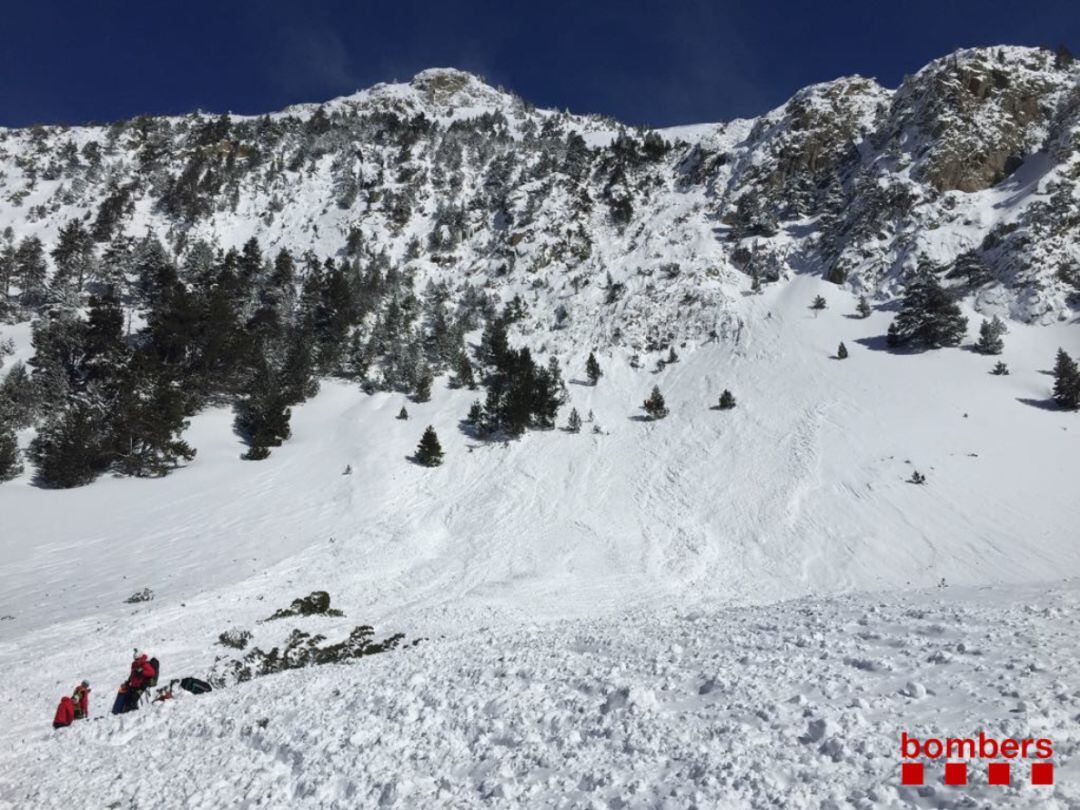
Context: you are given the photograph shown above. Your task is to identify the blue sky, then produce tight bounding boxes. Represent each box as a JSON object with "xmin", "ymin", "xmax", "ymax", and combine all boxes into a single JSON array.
[{"xmin": 2, "ymin": 0, "xmax": 1077, "ymax": 128}]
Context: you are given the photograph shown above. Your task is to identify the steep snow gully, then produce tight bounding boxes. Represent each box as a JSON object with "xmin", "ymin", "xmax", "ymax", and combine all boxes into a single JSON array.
[{"xmin": 2, "ymin": 275, "xmax": 1079, "ymax": 807}]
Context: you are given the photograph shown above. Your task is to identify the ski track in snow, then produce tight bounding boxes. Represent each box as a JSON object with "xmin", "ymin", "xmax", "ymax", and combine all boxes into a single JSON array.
[{"xmin": 1, "ymin": 278, "xmax": 1080, "ymax": 807}]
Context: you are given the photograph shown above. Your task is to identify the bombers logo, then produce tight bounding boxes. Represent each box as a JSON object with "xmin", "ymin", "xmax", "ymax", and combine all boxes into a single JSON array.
[{"xmin": 901, "ymin": 732, "xmax": 1054, "ymax": 786}]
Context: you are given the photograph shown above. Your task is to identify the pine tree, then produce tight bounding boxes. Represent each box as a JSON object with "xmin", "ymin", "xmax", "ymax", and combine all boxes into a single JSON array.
[
  {"xmin": 454, "ymin": 352, "xmax": 476, "ymax": 390},
  {"xmin": 109, "ymin": 357, "xmax": 196, "ymax": 477},
  {"xmin": 976, "ymin": 316, "xmax": 1007, "ymax": 355},
  {"xmin": 856, "ymin": 296, "xmax": 872, "ymax": 319},
  {"xmin": 909, "ymin": 470, "xmax": 926, "ymax": 485},
  {"xmin": 666, "ymin": 347, "xmax": 679, "ymax": 364},
  {"xmin": 397, "ymin": 406, "xmax": 409, "ymax": 420},
  {"xmin": 811, "ymin": 295, "xmax": 827, "ymax": 311},
  {"xmin": 413, "ymin": 365, "xmax": 433, "ymax": 403},
  {"xmin": 837, "ymin": 342, "xmax": 848, "ymax": 359},
  {"xmin": 234, "ymin": 365, "xmax": 292, "ymax": 460},
  {"xmin": 585, "ymin": 351, "xmax": 602, "ymax": 385},
  {"xmin": 414, "ymin": 425, "xmax": 444, "ymax": 467},
  {"xmin": 991, "ymin": 361, "xmax": 1009, "ymax": 376},
  {"xmin": 546, "ymin": 356, "xmax": 568, "ymax": 404},
  {"xmin": 481, "ymin": 387, "xmax": 502, "ymax": 435},
  {"xmin": 1052, "ymin": 348, "xmax": 1080, "ymax": 410},
  {"xmin": 50, "ymin": 219, "xmax": 96, "ymax": 301},
  {"xmin": 718, "ymin": 389, "xmax": 736, "ymax": 410},
  {"xmin": 886, "ymin": 273, "xmax": 968, "ymax": 349},
  {"xmin": 0, "ymin": 416, "xmax": 21, "ymax": 482},
  {"xmin": 467, "ymin": 399, "xmax": 483, "ymax": 427},
  {"xmin": 566, "ymin": 407, "xmax": 582, "ymax": 433},
  {"xmin": 14, "ymin": 236, "xmax": 48, "ymax": 311},
  {"xmin": 642, "ymin": 385, "xmax": 668, "ymax": 419},
  {"xmin": 28, "ymin": 401, "xmax": 111, "ymax": 488}
]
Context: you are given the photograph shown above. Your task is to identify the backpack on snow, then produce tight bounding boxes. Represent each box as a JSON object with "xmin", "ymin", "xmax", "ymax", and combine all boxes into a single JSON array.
[
  {"xmin": 179, "ymin": 677, "xmax": 212, "ymax": 695},
  {"xmin": 148, "ymin": 657, "xmax": 160, "ymax": 687}
]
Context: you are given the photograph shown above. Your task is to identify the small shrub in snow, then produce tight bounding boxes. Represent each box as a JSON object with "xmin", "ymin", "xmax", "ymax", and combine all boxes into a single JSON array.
[
  {"xmin": 856, "ymin": 296, "xmax": 872, "ymax": 319},
  {"xmin": 837, "ymin": 342, "xmax": 848, "ymax": 359},
  {"xmin": 811, "ymin": 295, "xmax": 827, "ymax": 311},
  {"xmin": 218, "ymin": 629, "xmax": 253, "ymax": 650},
  {"xmin": 642, "ymin": 386, "xmax": 669, "ymax": 420},
  {"xmin": 125, "ymin": 587, "xmax": 154, "ymax": 604},
  {"xmin": 718, "ymin": 390, "xmax": 736, "ymax": 410},
  {"xmin": 566, "ymin": 408, "xmax": 582, "ymax": 433},
  {"xmin": 908, "ymin": 471, "xmax": 926, "ymax": 485},
  {"xmin": 991, "ymin": 361, "xmax": 1009, "ymax": 376},
  {"xmin": 397, "ymin": 406, "xmax": 408, "ymax": 420},
  {"xmin": 265, "ymin": 591, "xmax": 344, "ymax": 621},
  {"xmin": 214, "ymin": 625, "xmax": 406, "ymax": 686}
]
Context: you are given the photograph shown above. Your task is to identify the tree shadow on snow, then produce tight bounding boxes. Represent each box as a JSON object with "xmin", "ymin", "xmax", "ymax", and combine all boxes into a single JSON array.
[
  {"xmin": 853, "ymin": 335, "xmax": 896, "ymax": 353},
  {"xmin": 627, "ymin": 414, "xmax": 653, "ymax": 422},
  {"xmin": 1016, "ymin": 397, "xmax": 1060, "ymax": 412}
]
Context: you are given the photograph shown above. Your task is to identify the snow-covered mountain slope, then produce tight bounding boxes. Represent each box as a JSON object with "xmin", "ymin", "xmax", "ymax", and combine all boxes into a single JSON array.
[
  {"xmin": 1, "ymin": 46, "xmax": 1078, "ymax": 352},
  {"xmin": 2, "ymin": 44, "xmax": 1080, "ymax": 809},
  {"xmin": 1, "ymin": 275, "xmax": 1079, "ymax": 806}
]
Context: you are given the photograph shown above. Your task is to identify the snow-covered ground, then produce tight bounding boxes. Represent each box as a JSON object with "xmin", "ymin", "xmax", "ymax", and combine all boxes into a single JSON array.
[{"xmin": 1, "ymin": 277, "xmax": 1079, "ymax": 808}]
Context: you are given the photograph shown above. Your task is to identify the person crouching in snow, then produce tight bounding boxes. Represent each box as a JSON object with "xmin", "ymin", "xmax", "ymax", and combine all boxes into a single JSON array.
[{"xmin": 72, "ymin": 680, "xmax": 91, "ymax": 720}]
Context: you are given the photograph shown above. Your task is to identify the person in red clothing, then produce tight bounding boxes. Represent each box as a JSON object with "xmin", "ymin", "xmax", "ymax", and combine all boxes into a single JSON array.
[
  {"xmin": 53, "ymin": 696, "xmax": 75, "ymax": 729},
  {"xmin": 124, "ymin": 651, "xmax": 157, "ymax": 711},
  {"xmin": 72, "ymin": 680, "xmax": 91, "ymax": 720},
  {"xmin": 129, "ymin": 653, "xmax": 155, "ymax": 690}
]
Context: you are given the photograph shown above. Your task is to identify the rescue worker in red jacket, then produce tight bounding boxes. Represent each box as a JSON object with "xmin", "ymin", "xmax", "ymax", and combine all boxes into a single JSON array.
[
  {"xmin": 125, "ymin": 652, "xmax": 156, "ymax": 710},
  {"xmin": 129, "ymin": 653, "xmax": 155, "ymax": 689},
  {"xmin": 72, "ymin": 680, "xmax": 91, "ymax": 720}
]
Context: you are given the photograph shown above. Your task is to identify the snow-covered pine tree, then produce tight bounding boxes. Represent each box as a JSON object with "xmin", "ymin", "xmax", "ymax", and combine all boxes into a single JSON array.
[
  {"xmin": 1052, "ymin": 348, "xmax": 1080, "ymax": 410},
  {"xmin": 811, "ymin": 295, "xmax": 827, "ymax": 311},
  {"xmin": 566, "ymin": 407, "xmax": 582, "ymax": 433},
  {"xmin": 718, "ymin": 389, "xmax": 736, "ymax": 410},
  {"xmin": 585, "ymin": 351, "xmax": 602, "ymax": 385},
  {"xmin": 837, "ymin": 342, "xmax": 848, "ymax": 359},
  {"xmin": 976, "ymin": 316, "xmax": 1007, "ymax": 355},
  {"xmin": 991, "ymin": 361, "xmax": 1009, "ymax": 376},
  {"xmin": 886, "ymin": 272, "xmax": 968, "ymax": 349},
  {"xmin": 856, "ymin": 296, "xmax": 872, "ymax": 319},
  {"xmin": 28, "ymin": 401, "xmax": 111, "ymax": 488},
  {"xmin": 414, "ymin": 425, "xmax": 444, "ymax": 467},
  {"xmin": 642, "ymin": 385, "xmax": 668, "ymax": 419},
  {"xmin": 14, "ymin": 236, "xmax": 48, "ymax": 312}
]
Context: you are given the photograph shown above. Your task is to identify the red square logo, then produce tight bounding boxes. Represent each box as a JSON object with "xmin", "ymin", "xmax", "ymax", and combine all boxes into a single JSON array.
[
  {"xmin": 944, "ymin": 762, "xmax": 967, "ymax": 786},
  {"xmin": 988, "ymin": 762, "xmax": 1011, "ymax": 785},
  {"xmin": 902, "ymin": 762, "xmax": 924, "ymax": 785},
  {"xmin": 1031, "ymin": 762, "xmax": 1054, "ymax": 785}
]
